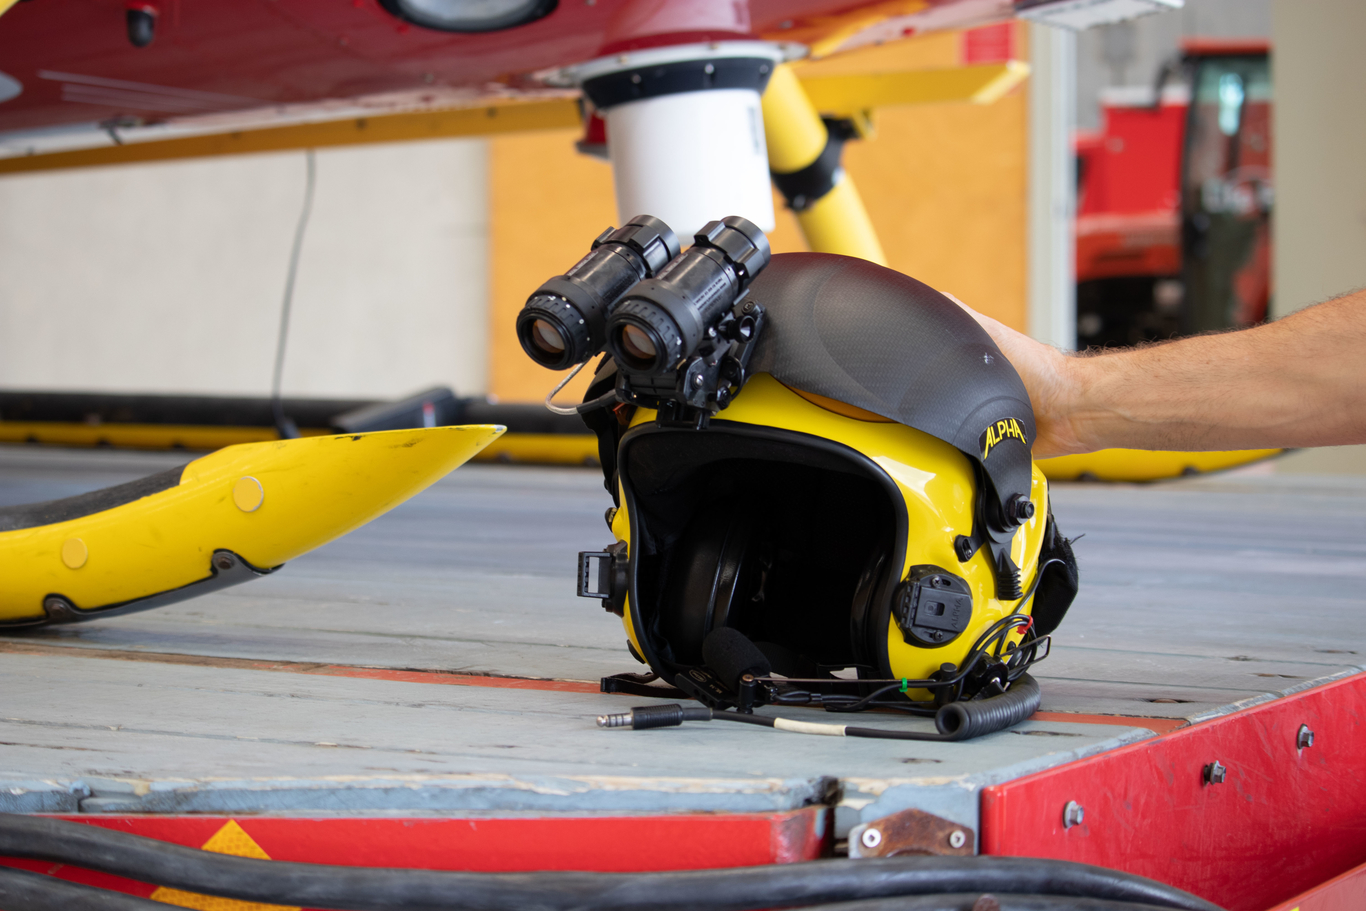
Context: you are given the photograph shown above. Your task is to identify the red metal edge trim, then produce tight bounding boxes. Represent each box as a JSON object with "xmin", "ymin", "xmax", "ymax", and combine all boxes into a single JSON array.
[
  {"xmin": 981, "ymin": 672, "xmax": 1366, "ymax": 911},
  {"xmin": 1029, "ymin": 712, "xmax": 1185, "ymax": 734}
]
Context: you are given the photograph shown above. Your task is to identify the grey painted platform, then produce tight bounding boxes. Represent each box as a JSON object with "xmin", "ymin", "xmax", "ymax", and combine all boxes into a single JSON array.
[{"xmin": 1, "ymin": 444, "xmax": 1363, "ymax": 836}]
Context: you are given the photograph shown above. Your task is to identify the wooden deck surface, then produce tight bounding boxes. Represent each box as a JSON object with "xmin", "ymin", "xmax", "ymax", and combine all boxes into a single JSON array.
[{"xmin": 1, "ymin": 444, "xmax": 1361, "ymax": 837}]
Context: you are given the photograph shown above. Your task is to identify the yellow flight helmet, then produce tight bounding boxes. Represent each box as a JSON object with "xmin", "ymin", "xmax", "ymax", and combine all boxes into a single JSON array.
[
  {"xmin": 520, "ymin": 219, "xmax": 1078, "ymax": 738},
  {"xmin": 580, "ymin": 252, "xmax": 1079, "ymax": 722}
]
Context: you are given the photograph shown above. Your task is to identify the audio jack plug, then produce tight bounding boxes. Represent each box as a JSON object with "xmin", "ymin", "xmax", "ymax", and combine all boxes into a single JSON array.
[{"xmin": 597, "ymin": 704, "xmax": 714, "ymax": 730}]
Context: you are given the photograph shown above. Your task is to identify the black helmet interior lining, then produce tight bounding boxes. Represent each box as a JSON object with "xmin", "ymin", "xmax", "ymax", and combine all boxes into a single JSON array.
[{"xmin": 618, "ymin": 422, "xmax": 907, "ymax": 683}]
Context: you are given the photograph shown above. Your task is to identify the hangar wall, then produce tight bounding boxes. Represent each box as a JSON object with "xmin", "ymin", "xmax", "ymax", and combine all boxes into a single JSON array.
[
  {"xmin": 0, "ymin": 139, "xmax": 490, "ymax": 400},
  {"xmin": 1267, "ymin": 0, "xmax": 1366, "ymax": 474},
  {"xmin": 1271, "ymin": 0, "xmax": 1366, "ymax": 317}
]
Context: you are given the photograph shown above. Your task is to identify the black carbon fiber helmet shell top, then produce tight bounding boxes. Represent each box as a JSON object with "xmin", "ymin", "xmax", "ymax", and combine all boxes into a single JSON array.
[{"xmin": 744, "ymin": 253, "xmax": 1037, "ymax": 509}]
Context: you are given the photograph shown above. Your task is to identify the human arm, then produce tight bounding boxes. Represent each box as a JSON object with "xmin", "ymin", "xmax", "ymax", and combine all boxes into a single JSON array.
[{"xmin": 948, "ymin": 289, "xmax": 1366, "ymax": 458}]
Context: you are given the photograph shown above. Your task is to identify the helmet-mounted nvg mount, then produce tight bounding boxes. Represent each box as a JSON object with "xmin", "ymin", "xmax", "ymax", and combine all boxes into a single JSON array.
[{"xmin": 517, "ymin": 216, "xmax": 1079, "ymax": 743}]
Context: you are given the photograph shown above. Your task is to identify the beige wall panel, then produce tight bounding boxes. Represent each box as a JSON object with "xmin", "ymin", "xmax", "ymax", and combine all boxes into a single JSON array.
[
  {"xmin": 1269, "ymin": 0, "xmax": 1366, "ymax": 474},
  {"xmin": 487, "ymin": 130, "xmax": 618, "ymax": 406},
  {"xmin": 1271, "ymin": 0, "xmax": 1366, "ymax": 315},
  {"xmin": 832, "ymin": 31, "xmax": 1029, "ymax": 332},
  {"xmin": 0, "ymin": 139, "xmax": 489, "ymax": 399},
  {"xmin": 843, "ymin": 92, "xmax": 1028, "ymax": 332}
]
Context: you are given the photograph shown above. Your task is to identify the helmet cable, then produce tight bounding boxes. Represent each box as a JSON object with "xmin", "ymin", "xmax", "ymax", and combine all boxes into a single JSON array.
[
  {"xmin": 596, "ymin": 674, "xmax": 1041, "ymax": 742},
  {"xmin": 544, "ymin": 356, "xmax": 622, "ymax": 416}
]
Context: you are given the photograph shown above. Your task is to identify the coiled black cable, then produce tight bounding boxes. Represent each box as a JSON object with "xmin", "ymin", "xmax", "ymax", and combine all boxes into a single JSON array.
[
  {"xmin": 0, "ymin": 814, "xmax": 1223, "ymax": 911},
  {"xmin": 933, "ymin": 673, "xmax": 1041, "ymax": 741}
]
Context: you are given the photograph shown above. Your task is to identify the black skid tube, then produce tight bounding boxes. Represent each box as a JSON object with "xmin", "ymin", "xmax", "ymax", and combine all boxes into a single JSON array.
[{"xmin": 0, "ymin": 814, "xmax": 1224, "ymax": 911}]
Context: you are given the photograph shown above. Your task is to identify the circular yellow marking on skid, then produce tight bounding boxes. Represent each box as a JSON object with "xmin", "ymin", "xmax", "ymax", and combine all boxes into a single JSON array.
[
  {"xmin": 232, "ymin": 476, "xmax": 264, "ymax": 512},
  {"xmin": 61, "ymin": 538, "xmax": 88, "ymax": 569}
]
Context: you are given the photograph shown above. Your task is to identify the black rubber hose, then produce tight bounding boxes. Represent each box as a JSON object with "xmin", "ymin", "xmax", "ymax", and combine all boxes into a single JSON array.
[
  {"xmin": 803, "ymin": 897, "xmax": 1184, "ymax": 911},
  {"xmin": 0, "ymin": 864, "xmax": 167, "ymax": 911},
  {"xmin": 0, "ymin": 814, "xmax": 1223, "ymax": 911},
  {"xmin": 935, "ymin": 674, "xmax": 1042, "ymax": 741}
]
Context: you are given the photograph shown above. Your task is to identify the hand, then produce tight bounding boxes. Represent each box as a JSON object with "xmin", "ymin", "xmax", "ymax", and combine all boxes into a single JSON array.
[
  {"xmin": 943, "ymin": 294, "xmax": 1087, "ymax": 458},
  {"xmin": 946, "ymin": 288, "xmax": 1366, "ymax": 456}
]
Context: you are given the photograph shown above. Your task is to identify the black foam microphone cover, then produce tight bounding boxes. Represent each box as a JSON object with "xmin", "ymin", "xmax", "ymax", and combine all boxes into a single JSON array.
[{"xmin": 702, "ymin": 627, "xmax": 772, "ymax": 691}]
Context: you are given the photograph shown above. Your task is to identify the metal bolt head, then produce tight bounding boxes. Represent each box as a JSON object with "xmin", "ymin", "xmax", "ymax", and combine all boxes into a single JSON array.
[
  {"xmin": 1297, "ymin": 724, "xmax": 1315, "ymax": 750},
  {"xmin": 1063, "ymin": 800, "xmax": 1084, "ymax": 829},
  {"xmin": 1008, "ymin": 495, "xmax": 1036, "ymax": 522},
  {"xmin": 948, "ymin": 830, "xmax": 967, "ymax": 849},
  {"xmin": 860, "ymin": 827, "xmax": 882, "ymax": 849},
  {"xmin": 1204, "ymin": 760, "xmax": 1227, "ymax": 785},
  {"xmin": 214, "ymin": 553, "xmax": 235, "ymax": 572}
]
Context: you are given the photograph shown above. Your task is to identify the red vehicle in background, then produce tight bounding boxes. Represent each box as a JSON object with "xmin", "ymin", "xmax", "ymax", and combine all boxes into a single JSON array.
[{"xmin": 1074, "ymin": 40, "xmax": 1272, "ymax": 348}]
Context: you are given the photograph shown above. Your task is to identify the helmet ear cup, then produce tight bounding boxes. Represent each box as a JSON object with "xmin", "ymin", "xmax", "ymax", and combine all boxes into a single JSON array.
[{"xmin": 660, "ymin": 501, "xmax": 759, "ymax": 666}]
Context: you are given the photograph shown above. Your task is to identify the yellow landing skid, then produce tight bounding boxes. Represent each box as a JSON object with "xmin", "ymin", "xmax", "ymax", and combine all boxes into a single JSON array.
[
  {"xmin": 1036, "ymin": 448, "xmax": 1283, "ymax": 483},
  {"xmin": 0, "ymin": 426, "xmax": 502, "ymax": 626}
]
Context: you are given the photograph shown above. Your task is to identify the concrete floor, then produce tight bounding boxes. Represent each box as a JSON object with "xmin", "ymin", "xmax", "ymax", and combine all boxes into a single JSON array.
[{"xmin": 1, "ymin": 444, "xmax": 1362, "ymax": 836}]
